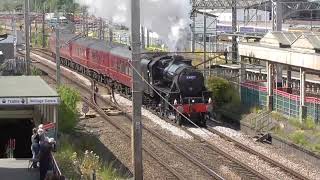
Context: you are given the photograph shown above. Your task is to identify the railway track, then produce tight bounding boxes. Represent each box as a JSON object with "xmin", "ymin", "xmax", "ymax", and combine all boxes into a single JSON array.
[
  {"xmin": 23, "ymin": 50, "xmax": 225, "ymax": 179},
  {"xmin": 26, "ymin": 49, "xmax": 310, "ymax": 179}
]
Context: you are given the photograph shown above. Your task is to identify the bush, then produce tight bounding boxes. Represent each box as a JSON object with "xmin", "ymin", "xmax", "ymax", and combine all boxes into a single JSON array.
[
  {"xmin": 206, "ymin": 76, "xmax": 240, "ymax": 109},
  {"xmin": 31, "ymin": 67, "xmax": 43, "ymax": 76},
  {"xmin": 56, "ymin": 136, "xmax": 120, "ymax": 180},
  {"xmin": 55, "ymin": 139, "xmax": 81, "ymax": 180},
  {"xmin": 289, "ymin": 131, "xmax": 308, "ymax": 146},
  {"xmin": 288, "ymin": 116, "xmax": 316, "ymax": 130},
  {"xmin": 304, "ymin": 116, "xmax": 316, "ymax": 130},
  {"xmin": 58, "ymin": 86, "xmax": 81, "ymax": 133},
  {"xmin": 31, "ymin": 32, "xmax": 48, "ymax": 47}
]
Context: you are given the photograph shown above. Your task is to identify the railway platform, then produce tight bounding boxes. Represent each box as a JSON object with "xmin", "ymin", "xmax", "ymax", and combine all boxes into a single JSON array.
[{"xmin": 0, "ymin": 158, "xmax": 39, "ymax": 180}]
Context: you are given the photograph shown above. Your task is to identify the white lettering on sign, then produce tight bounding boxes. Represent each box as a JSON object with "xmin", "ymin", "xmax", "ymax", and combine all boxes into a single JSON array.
[
  {"xmin": 0, "ymin": 98, "xmax": 26, "ymax": 105},
  {"xmin": 27, "ymin": 97, "xmax": 60, "ymax": 105}
]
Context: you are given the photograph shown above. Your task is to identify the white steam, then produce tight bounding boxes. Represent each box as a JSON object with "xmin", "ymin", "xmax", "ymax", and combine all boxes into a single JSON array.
[{"xmin": 76, "ymin": 0, "xmax": 191, "ymax": 50}]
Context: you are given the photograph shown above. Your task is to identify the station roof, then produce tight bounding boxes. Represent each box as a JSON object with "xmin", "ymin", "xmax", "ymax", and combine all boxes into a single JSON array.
[
  {"xmin": 0, "ymin": 76, "xmax": 58, "ymax": 97},
  {"xmin": 239, "ymin": 31, "xmax": 320, "ymax": 71},
  {"xmin": 0, "ymin": 76, "xmax": 59, "ymax": 106},
  {"xmin": 292, "ymin": 33, "xmax": 320, "ymax": 50},
  {"xmin": 260, "ymin": 31, "xmax": 302, "ymax": 47}
]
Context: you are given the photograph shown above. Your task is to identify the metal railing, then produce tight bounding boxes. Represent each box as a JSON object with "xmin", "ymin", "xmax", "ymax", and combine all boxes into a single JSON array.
[{"xmin": 51, "ymin": 152, "xmax": 65, "ymax": 180}]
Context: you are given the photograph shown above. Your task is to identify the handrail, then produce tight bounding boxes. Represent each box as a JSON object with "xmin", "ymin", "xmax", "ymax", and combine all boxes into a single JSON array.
[{"xmin": 51, "ymin": 152, "xmax": 65, "ymax": 180}]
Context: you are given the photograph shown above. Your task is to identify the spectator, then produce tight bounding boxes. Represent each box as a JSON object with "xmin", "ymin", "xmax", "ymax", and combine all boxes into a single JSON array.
[
  {"xmin": 39, "ymin": 138, "xmax": 55, "ymax": 180},
  {"xmin": 224, "ymin": 48, "xmax": 228, "ymax": 64},
  {"xmin": 31, "ymin": 128, "xmax": 40, "ymax": 168}
]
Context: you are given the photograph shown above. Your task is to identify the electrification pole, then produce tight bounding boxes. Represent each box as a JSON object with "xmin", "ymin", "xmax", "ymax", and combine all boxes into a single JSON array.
[
  {"xmin": 42, "ymin": 6, "xmax": 46, "ymax": 48},
  {"xmin": 56, "ymin": 16, "xmax": 61, "ymax": 86},
  {"xmin": 141, "ymin": 26, "xmax": 145, "ymax": 49},
  {"xmin": 203, "ymin": 12, "xmax": 207, "ymax": 77},
  {"xmin": 131, "ymin": 0, "xmax": 143, "ymax": 179},
  {"xmin": 231, "ymin": 0, "xmax": 238, "ymax": 64},
  {"xmin": 146, "ymin": 29, "xmax": 150, "ymax": 48},
  {"xmin": 24, "ymin": 0, "xmax": 30, "ymax": 75}
]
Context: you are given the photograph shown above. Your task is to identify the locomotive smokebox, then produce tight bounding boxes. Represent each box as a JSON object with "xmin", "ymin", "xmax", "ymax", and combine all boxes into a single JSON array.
[{"xmin": 178, "ymin": 69, "xmax": 204, "ymax": 97}]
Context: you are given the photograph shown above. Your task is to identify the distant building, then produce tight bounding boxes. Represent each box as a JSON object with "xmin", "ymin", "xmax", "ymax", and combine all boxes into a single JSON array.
[
  {"xmin": 0, "ymin": 35, "xmax": 14, "ymax": 60},
  {"xmin": 211, "ymin": 9, "xmax": 271, "ymax": 23}
]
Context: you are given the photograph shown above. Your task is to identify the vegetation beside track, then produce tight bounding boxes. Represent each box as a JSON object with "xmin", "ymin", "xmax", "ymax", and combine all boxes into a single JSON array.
[
  {"xmin": 206, "ymin": 76, "xmax": 242, "ymax": 119},
  {"xmin": 55, "ymin": 135, "xmax": 121, "ymax": 180},
  {"xmin": 54, "ymin": 85, "xmax": 122, "ymax": 179},
  {"xmin": 271, "ymin": 112, "xmax": 320, "ymax": 154},
  {"xmin": 57, "ymin": 85, "xmax": 81, "ymax": 133}
]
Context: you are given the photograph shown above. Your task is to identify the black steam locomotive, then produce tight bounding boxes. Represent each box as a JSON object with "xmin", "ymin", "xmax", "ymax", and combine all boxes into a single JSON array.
[{"xmin": 141, "ymin": 55, "xmax": 212, "ymax": 126}]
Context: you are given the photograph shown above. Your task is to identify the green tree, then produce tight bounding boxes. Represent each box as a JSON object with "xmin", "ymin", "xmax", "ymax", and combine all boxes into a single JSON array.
[
  {"xmin": 58, "ymin": 86, "xmax": 81, "ymax": 133},
  {"xmin": 206, "ymin": 76, "xmax": 240, "ymax": 108}
]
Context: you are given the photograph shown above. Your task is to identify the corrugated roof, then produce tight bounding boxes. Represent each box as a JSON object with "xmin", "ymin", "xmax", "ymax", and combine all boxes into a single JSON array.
[
  {"xmin": 0, "ymin": 76, "xmax": 59, "ymax": 97},
  {"xmin": 291, "ymin": 32, "xmax": 320, "ymax": 51},
  {"xmin": 305, "ymin": 33, "xmax": 320, "ymax": 49},
  {"xmin": 271, "ymin": 31, "xmax": 302, "ymax": 46}
]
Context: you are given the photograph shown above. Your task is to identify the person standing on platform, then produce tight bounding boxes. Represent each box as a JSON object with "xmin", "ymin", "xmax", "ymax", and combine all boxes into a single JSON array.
[
  {"xmin": 39, "ymin": 138, "xmax": 55, "ymax": 180},
  {"xmin": 31, "ymin": 128, "xmax": 40, "ymax": 168},
  {"xmin": 224, "ymin": 48, "xmax": 228, "ymax": 64}
]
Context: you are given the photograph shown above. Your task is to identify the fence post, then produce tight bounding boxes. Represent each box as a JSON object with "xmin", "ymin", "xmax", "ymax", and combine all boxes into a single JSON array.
[{"xmin": 289, "ymin": 95, "xmax": 291, "ymax": 118}]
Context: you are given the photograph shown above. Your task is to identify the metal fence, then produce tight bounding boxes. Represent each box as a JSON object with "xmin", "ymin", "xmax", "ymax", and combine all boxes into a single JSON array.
[
  {"xmin": 241, "ymin": 82, "xmax": 320, "ymax": 123},
  {"xmin": 241, "ymin": 82, "xmax": 267, "ymax": 109}
]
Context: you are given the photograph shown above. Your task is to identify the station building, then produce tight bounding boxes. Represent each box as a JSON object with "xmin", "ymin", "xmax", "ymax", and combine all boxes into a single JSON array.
[
  {"xmin": 238, "ymin": 31, "xmax": 320, "ymax": 122},
  {"xmin": 0, "ymin": 76, "xmax": 59, "ymax": 158}
]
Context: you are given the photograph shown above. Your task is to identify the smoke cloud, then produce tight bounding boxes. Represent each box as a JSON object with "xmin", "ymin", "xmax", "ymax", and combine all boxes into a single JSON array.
[{"xmin": 75, "ymin": 0, "xmax": 191, "ymax": 50}]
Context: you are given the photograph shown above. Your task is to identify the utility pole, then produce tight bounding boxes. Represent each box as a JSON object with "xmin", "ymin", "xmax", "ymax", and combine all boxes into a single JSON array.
[
  {"xmin": 42, "ymin": 6, "xmax": 46, "ymax": 48},
  {"xmin": 141, "ymin": 26, "xmax": 145, "ymax": 49},
  {"xmin": 192, "ymin": 15, "xmax": 196, "ymax": 52},
  {"xmin": 203, "ymin": 12, "xmax": 207, "ymax": 76},
  {"xmin": 131, "ymin": 0, "xmax": 143, "ymax": 179},
  {"xmin": 109, "ymin": 24, "xmax": 113, "ymax": 45},
  {"xmin": 146, "ymin": 29, "xmax": 150, "ymax": 48},
  {"xmin": 24, "ymin": 0, "xmax": 30, "ymax": 75},
  {"xmin": 56, "ymin": 16, "xmax": 61, "ymax": 86},
  {"xmin": 231, "ymin": 0, "xmax": 238, "ymax": 64},
  {"xmin": 12, "ymin": 10, "xmax": 17, "ymax": 59}
]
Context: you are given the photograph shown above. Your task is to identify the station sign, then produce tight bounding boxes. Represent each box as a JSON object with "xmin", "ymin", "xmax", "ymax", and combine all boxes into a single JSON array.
[
  {"xmin": 27, "ymin": 97, "xmax": 60, "ymax": 105},
  {"xmin": 0, "ymin": 98, "xmax": 27, "ymax": 105},
  {"xmin": 0, "ymin": 97, "xmax": 59, "ymax": 105}
]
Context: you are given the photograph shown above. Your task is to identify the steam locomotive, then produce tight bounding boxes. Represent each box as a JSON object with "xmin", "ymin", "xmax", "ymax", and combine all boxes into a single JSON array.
[{"xmin": 49, "ymin": 32, "xmax": 213, "ymax": 126}]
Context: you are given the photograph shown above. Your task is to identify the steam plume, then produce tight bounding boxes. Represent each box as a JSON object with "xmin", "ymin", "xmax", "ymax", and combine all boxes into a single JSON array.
[{"xmin": 76, "ymin": 0, "xmax": 191, "ymax": 50}]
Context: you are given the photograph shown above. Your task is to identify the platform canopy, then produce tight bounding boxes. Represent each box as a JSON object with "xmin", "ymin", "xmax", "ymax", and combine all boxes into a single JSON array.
[{"xmin": 0, "ymin": 76, "xmax": 59, "ymax": 106}]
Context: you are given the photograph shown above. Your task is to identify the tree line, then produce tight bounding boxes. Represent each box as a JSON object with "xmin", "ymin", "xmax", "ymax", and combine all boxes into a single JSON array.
[{"xmin": 0, "ymin": 0, "xmax": 79, "ymax": 14}]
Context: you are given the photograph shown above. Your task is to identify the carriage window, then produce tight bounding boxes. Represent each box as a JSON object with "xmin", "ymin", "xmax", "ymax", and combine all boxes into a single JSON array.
[
  {"xmin": 117, "ymin": 62, "xmax": 121, "ymax": 71},
  {"xmin": 120, "ymin": 62, "xmax": 125, "ymax": 73}
]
